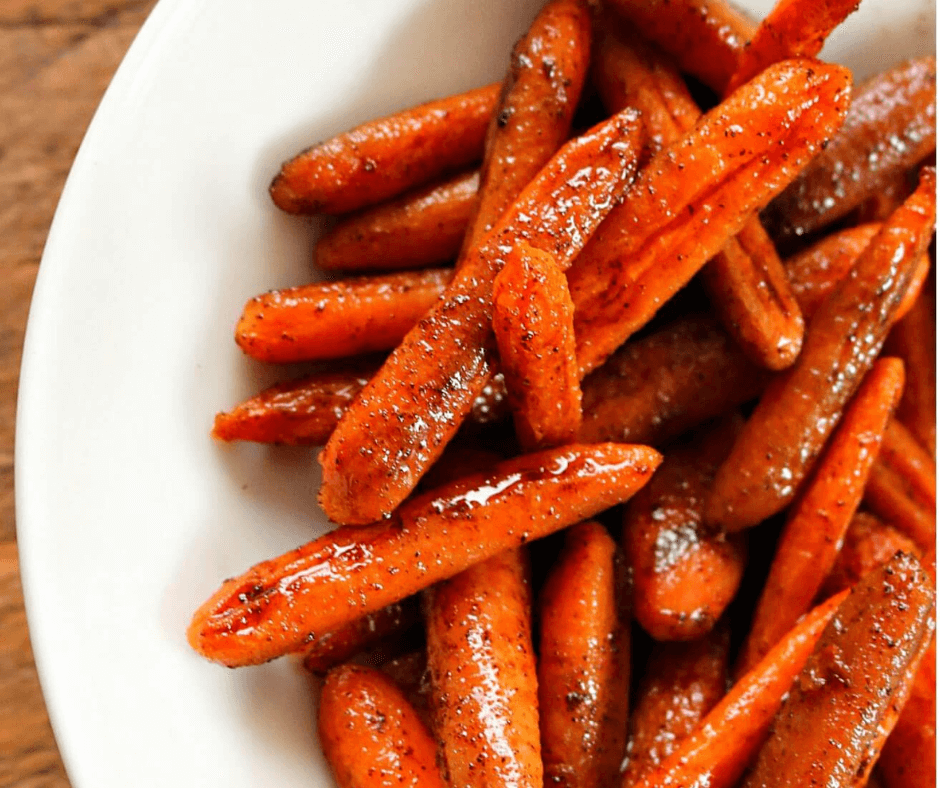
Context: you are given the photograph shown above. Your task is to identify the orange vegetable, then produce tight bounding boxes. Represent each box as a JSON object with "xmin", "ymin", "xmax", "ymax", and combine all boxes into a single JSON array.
[
  {"xmin": 538, "ymin": 522, "xmax": 629, "ymax": 788},
  {"xmin": 623, "ymin": 414, "xmax": 747, "ymax": 640},
  {"xmin": 270, "ymin": 83, "xmax": 498, "ymax": 215},
  {"xmin": 736, "ymin": 357, "xmax": 905, "ymax": 674},
  {"xmin": 315, "ymin": 170, "xmax": 479, "ymax": 272},
  {"xmin": 707, "ymin": 168, "xmax": 937, "ymax": 532},
  {"xmin": 235, "ymin": 269, "xmax": 452, "ymax": 363},
  {"xmin": 379, "ymin": 651, "xmax": 433, "ymax": 731},
  {"xmin": 492, "ymin": 243, "xmax": 582, "ymax": 449},
  {"xmin": 318, "ymin": 665, "xmax": 445, "ymax": 788},
  {"xmin": 425, "ymin": 549, "xmax": 541, "ymax": 788},
  {"xmin": 187, "ymin": 443, "xmax": 661, "ymax": 666}
]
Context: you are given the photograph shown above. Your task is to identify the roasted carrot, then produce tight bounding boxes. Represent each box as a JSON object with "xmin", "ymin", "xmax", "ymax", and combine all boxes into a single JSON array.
[
  {"xmin": 736, "ymin": 358, "xmax": 905, "ymax": 674},
  {"xmin": 765, "ymin": 57, "xmax": 937, "ymax": 245},
  {"xmin": 492, "ymin": 243, "xmax": 582, "ymax": 449},
  {"xmin": 622, "ymin": 625, "xmax": 731, "ymax": 784},
  {"xmin": 568, "ymin": 59, "xmax": 852, "ymax": 375},
  {"xmin": 301, "ymin": 597, "xmax": 420, "ymax": 675},
  {"xmin": 319, "ymin": 108, "xmax": 644, "ymax": 523},
  {"xmin": 629, "ymin": 590, "xmax": 849, "ymax": 788},
  {"xmin": 315, "ymin": 170, "xmax": 479, "ymax": 272},
  {"xmin": 850, "ymin": 168, "xmax": 915, "ymax": 224},
  {"xmin": 378, "ymin": 651, "xmax": 433, "ymax": 730},
  {"xmin": 741, "ymin": 553, "xmax": 936, "ymax": 788},
  {"xmin": 235, "ymin": 269, "xmax": 452, "ymax": 363},
  {"xmin": 707, "ymin": 168, "xmax": 937, "ymax": 532},
  {"xmin": 725, "ymin": 0, "xmax": 862, "ymax": 93},
  {"xmin": 318, "ymin": 664, "xmax": 445, "ymax": 788},
  {"xmin": 623, "ymin": 415, "xmax": 747, "ymax": 641},
  {"xmin": 270, "ymin": 83, "xmax": 498, "ymax": 215},
  {"xmin": 538, "ymin": 522, "xmax": 629, "ymax": 788},
  {"xmin": 187, "ymin": 443, "xmax": 661, "ymax": 666}
]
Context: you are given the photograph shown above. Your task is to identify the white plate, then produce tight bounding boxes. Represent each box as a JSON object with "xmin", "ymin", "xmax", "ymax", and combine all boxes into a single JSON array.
[{"xmin": 15, "ymin": 0, "xmax": 935, "ymax": 785}]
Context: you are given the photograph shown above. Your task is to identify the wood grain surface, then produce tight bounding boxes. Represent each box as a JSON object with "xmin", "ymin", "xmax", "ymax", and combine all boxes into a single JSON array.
[{"xmin": 0, "ymin": 2, "xmax": 156, "ymax": 785}]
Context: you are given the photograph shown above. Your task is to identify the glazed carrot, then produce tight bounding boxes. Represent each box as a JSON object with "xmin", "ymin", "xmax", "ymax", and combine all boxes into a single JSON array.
[
  {"xmin": 301, "ymin": 597, "xmax": 420, "ymax": 675},
  {"xmin": 492, "ymin": 243, "xmax": 582, "ymax": 449},
  {"xmin": 319, "ymin": 108, "xmax": 644, "ymax": 523},
  {"xmin": 630, "ymin": 590, "xmax": 849, "ymax": 788},
  {"xmin": 538, "ymin": 522, "xmax": 629, "ymax": 788},
  {"xmin": 741, "ymin": 553, "xmax": 936, "ymax": 788},
  {"xmin": 425, "ymin": 549, "xmax": 541, "ymax": 788},
  {"xmin": 850, "ymin": 168, "xmax": 915, "ymax": 224},
  {"xmin": 188, "ymin": 443, "xmax": 661, "ymax": 666},
  {"xmin": 379, "ymin": 651, "xmax": 433, "ymax": 729},
  {"xmin": 235, "ymin": 269, "xmax": 452, "ymax": 363},
  {"xmin": 568, "ymin": 59, "xmax": 852, "ymax": 376},
  {"xmin": 318, "ymin": 665, "xmax": 445, "ymax": 788},
  {"xmin": 725, "ymin": 0, "xmax": 862, "ymax": 93},
  {"xmin": 315, "ymin": 170, "xmax": 479, "ymax": 272},
  {"xmin": 623, "ymin": 415, "xmax": 747, "ymax": 640},
  {"xmin": 765, "ymin": 57, "xmax": 937, "ymax": 245},
  {"xmin": 604, "ymin": 0, "xmax": 756, "ymax": 93},
  {"xmin": 736, "ymin": 358, "xmax": 905, "ymax": 675},
  {"xmin": 884, "ymin": 280, "xmax": 936, "ymax": 454},
  {"xmin": 707, "ymin": 168, "xmax": 937, "ymax": 532},
  {"xmin": 622, "ymin": 625, "xmax": 730, "ymax": 784},
  {"xmin": 269, "ymin": 83, "xmax": 498, "ymax": 215}
]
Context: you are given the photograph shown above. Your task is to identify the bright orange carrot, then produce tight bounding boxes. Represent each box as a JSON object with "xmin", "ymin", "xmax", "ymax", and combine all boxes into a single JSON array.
[
  {"xmin": 736, "ymin": 358, "xmax": 905, "ymax": 674},
  {"xmin": 425, "ymin": 549, "xmax": 541, "ymax": 788},
  {"xmin": 319, "ymin": 108, "xmax": 644, "ymax": 523},
  {"xmin": 187, "ymin": 443, "xmax": 661, "ymax": 666},
  {"xmin": 492, "ymin": 243, "xmax": 582, "ymax": 449},
  {"xmin": 707, "ymin": 168, "xmax": 937, "ymax": 533},
  {"xmin": 318, "ymin": 665, "xmax": 446, "ymax": 788},
  {"xmin": 568, "ymin": 59, "xmax": 852, "ymax": 376},
  {"xmin": 538, "ymin": 522, "xmax": 629, "ymax": 788},
  {"xmin": 235, "ymin": 269, "xmax": 452, "ymax": 363},
  {"xmin": 765, "ymin": 58, "xmax": 937, "ymax": 245},
  {"xmin": 622, "ymin": 625, "xmax": 730, "ymax": 784},
  {"xmin": 315, "ymin": 170, "xmax": 479, "ymax": 272},
  {"xmin": 270, "ymin": 83, "xmax": 498, "ymax": 215},
  {"xmin": 629, "ymin": 590, "xmax": 849, "ymax": 788},
  {"xmin": 741, "ymin": 553, "xmax": 935, "ymax": 788},
  {"xmin": 623, "ymin": 415, "xmax": 747, "ymax": 641}
]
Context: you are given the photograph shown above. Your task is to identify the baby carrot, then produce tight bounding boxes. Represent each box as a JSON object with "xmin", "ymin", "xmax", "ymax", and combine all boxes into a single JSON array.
[
  {"xmin": 270, "ymin": 83, "xmax": 498, "ymax": 215},
  {"xmin": 736, "ymin": 358, "xmax": 905, "ymax": 674},
  {"xmin": 707, "ymin": 168, "xmax": 937, "ymax": 532},
  {"xmin": 319, "ymin": 665, "xmax": 445, "ymax": 788},
  {"xmin": 538, "ymin": 522, "xmax": 629, "ymax": 788},
  {"xmin": 315, "ymin": 170, "xmax": 478, "ymax": 272},
  {"xmin": 425, "ymin": 549, "xmax": 541, "ymax": 788},
  {"xmin": 187, "ymin": 443, "xmax": 661, "ymax": 666},
  {"xmin": 235, "ymin": 269, "xmax": 451, "ymax": 363}
]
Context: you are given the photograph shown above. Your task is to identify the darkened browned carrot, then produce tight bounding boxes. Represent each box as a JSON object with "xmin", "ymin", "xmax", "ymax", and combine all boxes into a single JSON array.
[
  {"xmin": 741, "ymin": 553, "xmax": 935, "ymax": 788},
  {"xmin": 623, "ymin": 415, "xmax": 747, "ymax": 641},
  {"xmin": 630, "ymin": 590, "xmax": 849, "ymax": 788},
  {"xmin": 538, "ymin": 522, "xmax": 629, "ymax": 788},
  {"xmin": 378, "ymin": 651, "xmax": 433, "ymax": 730},
  {"xmin": 622, "ymin": 625, "xmax": 730, "ymax": 784},
  {"xmin": 425, "ymin": 549, "xmax": 541, "ymax": 788},
  {"xmin": 707, "ymin": 168, "xmax": 937, "ymax": 533},
  {"xmin": 736, "ymin": 358, "xmax": 905, "ymax": 675},
  {"xmin": 492, "ymin": 243, "xmax": 582, "ymax": 449},
  {"xmin": 269, "ymin": 83, "xmax": 498, "ymax": 215},
  {"xmin": 765, "ymin": 57, "xmax": 937, "ymax": 245},
  {"xmin": 850, "ymin": 168, "xmax": 915, "ymax": 224},
  {"xmin": 301, "ymin": 597, "xmax": 420, "ymax": 675},
  {"xmin": 568, "ymin": 60, "xmax": 852, "ymax": 376},
  {"xmin": 187, "ymin": 443, "xmax": 661, "ymax": 666},
  {"xmin": 315, "ymin": 170, "xmax": 479, "ymax": 272},
  {"xmin": 318, "ymin": 664, "xmax": 446, "ymax": 788},
  {"xmin": 604, "ymin": 0, "xmax": 756, "ymax": 93},
  {"xmin": 235, "ymin": 269, "xmax": 452, "ymax": 363},
  {"xmin": 725, "ymin": 0, "xmax": 862, "ymax": 93},
  {"xmin": 319, "ymin": 108, "xmax": 644, "ymax": 524}
]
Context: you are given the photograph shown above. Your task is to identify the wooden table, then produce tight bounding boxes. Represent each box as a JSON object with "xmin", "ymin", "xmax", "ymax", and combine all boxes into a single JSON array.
[{"xmin": 0, "ymin": 2, "xmax": 156, "ymax": 785}]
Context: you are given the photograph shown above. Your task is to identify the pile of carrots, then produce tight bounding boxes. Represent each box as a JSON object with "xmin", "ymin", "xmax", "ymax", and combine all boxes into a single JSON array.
[{"xmin": 189, "ymin": 0, "xmax": 937, "ymax": 784}]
